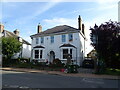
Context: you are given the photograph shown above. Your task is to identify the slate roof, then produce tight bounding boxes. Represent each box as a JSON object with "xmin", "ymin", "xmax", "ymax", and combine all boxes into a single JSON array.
[
  {"xmin": 2, "ymin": 30, "xmax": 31, "ymax": 45},
  {"xmin": 31, "ymin": 25, "xmax": 80, "ymax": 37}
]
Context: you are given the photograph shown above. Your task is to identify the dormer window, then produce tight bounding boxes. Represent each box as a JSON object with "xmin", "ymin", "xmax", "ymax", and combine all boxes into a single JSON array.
[{"xmin": 68, "ymin": 33, "xmax": 73, "ymax": 41}]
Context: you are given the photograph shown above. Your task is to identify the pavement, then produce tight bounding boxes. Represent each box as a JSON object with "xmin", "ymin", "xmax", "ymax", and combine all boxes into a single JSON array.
[{"xmin": 1, "ymin": 67, "xmax": 119, "ymax": 80}]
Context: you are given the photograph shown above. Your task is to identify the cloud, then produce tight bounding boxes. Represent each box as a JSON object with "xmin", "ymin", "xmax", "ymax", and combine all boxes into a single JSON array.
[
  {"xmin": 97, "ymin": 0, "xmax": 119, "ymax": 4},
  {"xmin": 43, "ymin": 17, "xmax": 78, "ymax": 29},
  {"xmin": 12, "ymin": 2, "xmax": 61, "ymax": 26}
]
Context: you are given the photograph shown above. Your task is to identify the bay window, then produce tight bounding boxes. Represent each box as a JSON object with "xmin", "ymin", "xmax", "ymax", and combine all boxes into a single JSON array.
[{"xmin": 34, "ymin": 50, "xmax": 39, "ymax": 59}]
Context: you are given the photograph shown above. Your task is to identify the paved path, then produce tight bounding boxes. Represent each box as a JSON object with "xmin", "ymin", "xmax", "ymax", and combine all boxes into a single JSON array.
[{"xmin": 0, "ymin": 67, "xmax": 119, "ymax": 80}]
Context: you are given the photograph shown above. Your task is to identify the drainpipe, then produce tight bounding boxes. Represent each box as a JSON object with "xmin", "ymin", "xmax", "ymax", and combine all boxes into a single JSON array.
[{"xmin": 76, "ymin": 48, "xmax": 77, "ymax": 65}]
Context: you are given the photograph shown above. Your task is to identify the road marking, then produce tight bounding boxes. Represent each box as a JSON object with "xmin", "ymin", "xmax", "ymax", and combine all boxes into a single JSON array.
[
  {"xmin": 19, "ymin": 86, "xmax": 29, "ymax": 88},
  {"xmin": 82, "ymin": 78, "xmax": 104, "ymax": 84},
  {"xmin": 2, "ymin": 70, "xmax": 26, "ymax": 74}
]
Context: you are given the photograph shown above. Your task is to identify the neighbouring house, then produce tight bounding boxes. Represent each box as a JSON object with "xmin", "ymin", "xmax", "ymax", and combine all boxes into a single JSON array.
[
  {"xmin": 0, "ymin": 32, "xmax": 2, "ymax": 65},
  {"xmin": 0, "ymin": 23, "xmax": 31, "ymax": 59},
  {"xmin": 30, "ymin": 15, "xmax": 87, "ymax": 66}
]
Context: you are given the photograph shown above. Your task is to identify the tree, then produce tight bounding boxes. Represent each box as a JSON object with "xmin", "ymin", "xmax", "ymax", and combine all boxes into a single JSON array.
[
  {"xmin": 2, "ymin": 37, "xmax": 22, "ymax": 60},
  {"xmin": 90, "ymin": 21, "xmax": 120, "ymax": 69}
]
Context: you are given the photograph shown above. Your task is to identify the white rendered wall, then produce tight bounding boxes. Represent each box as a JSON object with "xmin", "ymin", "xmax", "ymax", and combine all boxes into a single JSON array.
[
  {"xmin": 32, "ymin": 32, "xmax": 85, "ymax": 66},
  {"xmin": 22, "ymin": 44, "xmax": 31, "ymax": 58}
]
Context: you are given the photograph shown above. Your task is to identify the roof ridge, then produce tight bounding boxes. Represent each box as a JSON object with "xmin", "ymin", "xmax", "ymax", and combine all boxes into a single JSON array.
[{"xmin": 4, "ymin": 30, "xmax": 31, "ymax": 45}]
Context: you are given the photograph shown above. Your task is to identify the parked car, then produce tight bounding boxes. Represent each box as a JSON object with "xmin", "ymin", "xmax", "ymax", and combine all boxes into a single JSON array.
[{"xmin": 82, "ymin": 59, "xmax": 94, "ymax": 68}]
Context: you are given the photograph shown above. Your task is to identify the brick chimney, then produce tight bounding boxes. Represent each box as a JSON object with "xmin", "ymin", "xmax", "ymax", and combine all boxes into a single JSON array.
[
  {"xmin": 78, "ymin": 15, "xmax": 82, "ymax": 30},
  {"xmin": 14, "ymin": 29, "xmax": 19, "ymax": 36},
  {"xmin": 37, "ymin": 23, "xmax": 42, "ymax": 33},
  {"xmin": 0, "ymin": 23, "xmax": 4, "ymax": 33}
]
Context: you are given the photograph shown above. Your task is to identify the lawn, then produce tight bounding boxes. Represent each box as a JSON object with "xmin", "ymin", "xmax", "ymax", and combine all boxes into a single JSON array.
[{"xmin": 103, "ymin": 68, "xmax": 120, "ymax": 76}]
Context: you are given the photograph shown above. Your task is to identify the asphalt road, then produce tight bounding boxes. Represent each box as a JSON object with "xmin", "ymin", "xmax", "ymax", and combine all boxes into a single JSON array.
[{"xmin": 2, "ymin": 70, "xmax": 119, "ymax": 88}]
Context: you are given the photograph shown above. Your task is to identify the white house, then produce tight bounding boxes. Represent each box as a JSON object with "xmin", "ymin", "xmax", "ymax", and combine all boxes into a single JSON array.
[
  {"xmin": 30, "ymin": 16, "xmax": 86, "ymax": 66},
  {"xmin": 0, "ymin": 23, "xmax": 31, "ymax": 59}
]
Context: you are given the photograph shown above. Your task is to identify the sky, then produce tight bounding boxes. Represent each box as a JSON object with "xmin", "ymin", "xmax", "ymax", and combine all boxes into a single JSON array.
[{"xmin": 1, "ymin": 0, "xmax": 119, "ymax": 54}]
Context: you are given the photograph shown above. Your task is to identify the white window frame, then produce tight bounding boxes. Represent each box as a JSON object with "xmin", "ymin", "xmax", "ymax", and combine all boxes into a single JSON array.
[
  {"xmin": 41, "ymin": 37, "xmax": 44, "ymax": 44},
  {"xmin": 61, "ymin": 47, "xmax": 73, "ymax": 60},
  {"xmin": 62, "ymin": 34, "xmax": 66, "ymax": 42},
  {"xmin": 34, "ymin": 50, "xmax": 39, "ymax": 59},
  {"xmin": 36, "ymin": 37, "xmax": 39, "ymax": 44},
  {"xmin": 33, "ymin": 49, "xmax": 44, "ymax": 60},
  {"xmin": 51, "ymin": 36, "xmax": 54, "ymax": 43},
  {"xmin": 68, "ymin": 33, "xmax": 73, "ymax": 41},
  {"xmin": 40, "ymin": 50, "xmax": 43, "ymax": 59}
]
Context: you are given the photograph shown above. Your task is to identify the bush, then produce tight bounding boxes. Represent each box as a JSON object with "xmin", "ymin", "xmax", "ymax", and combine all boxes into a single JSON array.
[
  {"xmin": 65, "ymin": 64, "xmax": 78, "ymax": 73},
  {"xmin": 49, "ymin": 58, "xmax": 64, "ymax": 68},
  {"xmin": 2, "ymin": 57, "xmax": 10, "ymax": 67},
  {"xmin": 18, "ymin": 58, "xmax": 30, "ymax": 63}
]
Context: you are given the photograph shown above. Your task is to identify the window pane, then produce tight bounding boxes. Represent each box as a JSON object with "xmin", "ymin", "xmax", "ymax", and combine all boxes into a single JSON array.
[
  {"xmin": 35, "ymin": 50, "xmax": 39, "ymax": 58},
  {"xmin": 36, "ymin": 38, "xmax": 39, "ymax": 44},
  {"xmin": 41, "ymin": 37, "xmax": 44, "ymax": 43},
  {"xmin": 51, "ymin": 36, "xmax": 54, "ymax": 43},
  {"xmin": 70, "ymin": 49, "xmax": 72, "ymax": 59},
  {"xmin": 69, "ymin": 33, "xmax": 73, "ymax": 41},
  {"xmin": 70, "ymin": 49, "xmax": 72, "ymax": 54},
  {"xmin": 40, "ymin": 50, "xmax": 42, "ymax": 58},
  {"xmin": 62, "ymin": 35, "xmax": 66, "ymax": 42},
  {"xmin": 63, "ymin": 49, "xmax": 68, "ymax": 54},
  {"xmin": 63, "ymin": 49, "xmax": 68, "ymax": 59}
]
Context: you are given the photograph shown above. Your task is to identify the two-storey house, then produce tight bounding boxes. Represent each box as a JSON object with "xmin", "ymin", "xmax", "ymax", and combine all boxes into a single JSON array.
[
  {"xmin": 0, "ymin": 23, "xmax": 31, "ymax": 59},
  {"xmin": 30, "ymin": 16, "xmax": 86, "ymax": 66}
]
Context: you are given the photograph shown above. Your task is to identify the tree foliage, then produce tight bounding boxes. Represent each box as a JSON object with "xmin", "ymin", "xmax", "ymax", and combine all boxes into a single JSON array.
[
  {"xmin": 2, "ymin": 37, "xmax": 22, "ymax": 59},
  {"xmin": 90, "ymin": 21, "xmax": 120, "ymax": 69}
]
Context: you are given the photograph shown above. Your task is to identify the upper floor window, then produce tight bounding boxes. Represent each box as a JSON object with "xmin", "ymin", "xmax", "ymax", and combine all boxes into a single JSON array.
[
  {"xmin": 62, "ymin": 34, "xmax": 66, "ymax": 42},
  {"xmin": 68, "ymin": 33, "xmax": 73, "ymax": 41},
  {"xmin": 51, "ymin": 36, "xmax": 54, "ymax": 43},
  {"xmin": 41, "ymin": 37, "xmax": 44, "ymax": 44},
  {"xmin": 36, "ymin": 38, "xmax": 39, "ymax": 44}
]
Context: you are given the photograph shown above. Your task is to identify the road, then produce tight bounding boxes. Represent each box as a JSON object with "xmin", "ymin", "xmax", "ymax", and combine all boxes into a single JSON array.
[{"xmin": 2, "ymin": 70, "xmax": 119, "ymax": 88}]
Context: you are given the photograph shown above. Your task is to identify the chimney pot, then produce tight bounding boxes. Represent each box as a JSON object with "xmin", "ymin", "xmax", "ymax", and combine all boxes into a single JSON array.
[
  {"xmin": 78, "ymin": 15, "xmax": 82, "ymax": 30},
  {"xmin": 14, "ymin": 29, "xmax": 19, "ymax": 36},
  {"xmin": 0, "ymin": 23, "xmax": 4, "ymax": 33},
  {"xmin": 82, "ymin": 24, "xmax": 85, "ymax": 34}
]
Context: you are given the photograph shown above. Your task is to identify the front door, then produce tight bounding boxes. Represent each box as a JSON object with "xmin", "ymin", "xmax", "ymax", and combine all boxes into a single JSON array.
[{"xmin": 50, "ymin": 51, "xmax": 55, "ymax": 62}]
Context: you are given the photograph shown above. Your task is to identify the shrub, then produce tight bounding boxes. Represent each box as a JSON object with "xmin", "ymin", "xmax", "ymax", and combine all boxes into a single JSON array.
[
  {"xmin": 19, "ymin": 58, "xmax": 30, "ymax": 63},
  {"xmin": 49, "ymin": 58, "xmax": 64, "ymax": 68}
]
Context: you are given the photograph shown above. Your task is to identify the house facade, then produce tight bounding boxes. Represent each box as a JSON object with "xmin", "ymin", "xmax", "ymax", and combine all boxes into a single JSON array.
[
  {"xmin": 30, "ymin": 16, "xmax": 86, "ymax": 66},
  {"xmin": 0, "ymin": 23, "xmax": 31, "ymax": 59}
]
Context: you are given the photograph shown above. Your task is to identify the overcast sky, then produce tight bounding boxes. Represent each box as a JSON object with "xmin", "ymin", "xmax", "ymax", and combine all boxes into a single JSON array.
[{"xmin": 1, "ymin": 0, "xmax": 119, "ymax": 54}]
